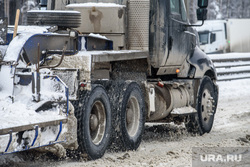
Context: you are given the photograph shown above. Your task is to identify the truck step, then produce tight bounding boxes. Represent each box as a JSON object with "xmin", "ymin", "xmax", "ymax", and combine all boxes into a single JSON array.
[{"xmin": 171, "ymin": 106, "xmax": 197, "ymax": 116}]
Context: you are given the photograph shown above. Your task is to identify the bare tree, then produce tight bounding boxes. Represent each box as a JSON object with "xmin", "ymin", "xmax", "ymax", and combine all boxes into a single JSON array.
[
  {"xmin": 188, "ymin": 0, "xmax": 250, "ymax": 21},
  {"xmin": 188, "ymin": 0, "xmax": 197, "ymax": 23},
  {"xmin": 21, "ymin": 0, "xmax": 39, "ymax": 25}
]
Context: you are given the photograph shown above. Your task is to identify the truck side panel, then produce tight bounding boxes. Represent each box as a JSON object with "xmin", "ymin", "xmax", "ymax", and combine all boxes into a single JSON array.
[{"xmin": 228, "ymin": 19, "xmax": 250, "ymax": 52}]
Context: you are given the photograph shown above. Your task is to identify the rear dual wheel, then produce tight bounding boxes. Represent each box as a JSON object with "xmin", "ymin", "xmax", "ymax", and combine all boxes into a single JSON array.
[
  {"xmin": 77, "ymin": 85, "xmax": 111, "ymax": 160},
  {"xmin": 108, "ymin": 82, "xmax": 145, "ymax": 151},
  {"xmin": 76, "ymin": 82, "xmax": 145, "ymax": 159},
  {"xmin": 120, "ymin": 82, "xmax": 145, "ymax": 150}
]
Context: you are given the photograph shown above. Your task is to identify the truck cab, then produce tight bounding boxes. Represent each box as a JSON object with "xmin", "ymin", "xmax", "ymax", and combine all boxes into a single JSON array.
[{"xmin": 150, "ymin": 0, "xmax": 197, "ymax": 77}]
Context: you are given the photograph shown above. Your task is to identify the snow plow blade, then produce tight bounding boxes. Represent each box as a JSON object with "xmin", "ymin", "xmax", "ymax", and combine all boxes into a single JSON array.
[
  {"xmin": 0, "ymin": 116, "xmax": 68, "ymax": 155},
  {"xmin": 0, "ymin": 72, "xmax": 70, "ymax": 154},
  {"xmin": 0, "ymin": 118, "xmax": 67, "ymax": 135}
]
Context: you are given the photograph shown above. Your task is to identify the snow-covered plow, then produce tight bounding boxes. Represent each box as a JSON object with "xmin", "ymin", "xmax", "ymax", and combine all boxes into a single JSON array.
[
  {"xmin": 0, "ymin": 18, "xmax": 110, "ymax": 157},
  {"xmin": 0, "ymin": 26, "xmax": 72, "ymax": 155}
]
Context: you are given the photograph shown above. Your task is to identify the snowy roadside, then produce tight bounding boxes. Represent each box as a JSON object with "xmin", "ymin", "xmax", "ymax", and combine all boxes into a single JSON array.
[
  {"xmin": 209, "ymin": 52, "xmax": 250, "ymax": 81},
  {"xmin": 1, "ymin": 78, "xmax": 249, "ymax": 167},
  {"xmin": 54, "ymin": 79, "xmax": 250, "ymax": 167},
  {"xmin": 0, "ymin": 51, "xmax": 249, "ymax": 167}
]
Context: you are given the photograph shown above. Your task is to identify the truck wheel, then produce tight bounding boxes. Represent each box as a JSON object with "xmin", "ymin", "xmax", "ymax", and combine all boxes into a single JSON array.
[
  {"xmin": 119, "ymin": 82, "xmax": 146, "ymax": 150},
  {"xmin": 27, "ymin": 11, "xmax": 81, "ymax": 28},
  {"xmin": 185, "ymin": 76, "xmax": 218, "ymax": 135},
  {"xmin": 77, "ymin": 85, "xmax": 111, "ymax": 160}
]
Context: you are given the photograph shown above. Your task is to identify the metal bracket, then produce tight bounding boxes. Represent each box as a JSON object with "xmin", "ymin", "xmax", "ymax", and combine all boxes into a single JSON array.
[
  {"xmin": 0, "ymin": 61, "xmax": 18, "ymax": 66},
  {"xmin": 5, "ymin": 130, "xmax": 13, "ymax": 153},
  {"xmin": 43, "ymin": 75, "xmax": 69, "ymax": 116},
  {"xmin": 31, "ymin": 125, "xmax": 39, "ymax": 147},
  {"xmin": 55, "ymin": 121, "xmax": 63, "ymax": 142}
]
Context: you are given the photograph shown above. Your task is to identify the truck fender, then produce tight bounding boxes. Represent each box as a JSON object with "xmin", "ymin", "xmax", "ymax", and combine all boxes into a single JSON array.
[{"xmin": 188, "ymin": 46, "xmax": 217, "ymax": 80}]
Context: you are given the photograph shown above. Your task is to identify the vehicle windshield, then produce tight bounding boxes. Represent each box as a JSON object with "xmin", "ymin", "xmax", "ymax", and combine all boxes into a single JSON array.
[{"xmin": 198, "ymin": 32, "xmax": 209, "ymax": 45}]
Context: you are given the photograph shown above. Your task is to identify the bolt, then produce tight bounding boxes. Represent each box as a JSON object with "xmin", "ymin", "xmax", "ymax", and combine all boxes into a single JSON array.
[
  {"xmin": 208, "ymin": 112, "xmax": 214, "ymax": 116},
  {"xmin": 208, "ymin": 97, "xmax": 214, "ymax": 100}
]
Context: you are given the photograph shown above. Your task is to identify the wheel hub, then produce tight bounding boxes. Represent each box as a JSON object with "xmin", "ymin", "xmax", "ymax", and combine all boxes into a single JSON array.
[
  {"xmin": 126, "ymin": 108, "xmax": 133, "ymax": 124},
  {"xmin": 126, "ymin": 96, "xmax": 140, "ymax": 137},
  {"xmin": 201, "ymin": 89, "xmax": 214, "ymax": 122},
  {"xmin": 89, "ymin": 101, "xmax": 106, "ymax": 145},
  {"xmin": 90, "ymin": 114, "xmax": 99, "ymax": 131}
]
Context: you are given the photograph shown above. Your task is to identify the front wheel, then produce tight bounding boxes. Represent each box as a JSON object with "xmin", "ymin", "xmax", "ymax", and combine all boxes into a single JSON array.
[
  {"xmin": 185, "ymin": 76, "xmax": 218, "ymax": 135},
  {"xmin": 77, "ymin": 85, "xmax": 111, "ymax": 160}
]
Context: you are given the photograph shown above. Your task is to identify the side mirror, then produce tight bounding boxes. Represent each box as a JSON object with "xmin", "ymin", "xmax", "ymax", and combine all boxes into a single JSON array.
[
  {"xmin": 198, "ymin": 0, "xmax": 208, "ymax": 8},
  {"xmin": 197, "ymin": 8, "xmax": 207, "ymax": 21},
  {"xmin": 187, "ymin": 0, "xmax": 209, "ymax": 26},
  {"xmin": 197, "ymin": 0, "xmax": 208, "ymax": 21}
]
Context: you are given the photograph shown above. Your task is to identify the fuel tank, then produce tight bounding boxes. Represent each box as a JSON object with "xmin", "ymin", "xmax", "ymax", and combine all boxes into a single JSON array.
[{"xmin": 148, "ymin": 84, "xmax": 190, "ymax": 121}]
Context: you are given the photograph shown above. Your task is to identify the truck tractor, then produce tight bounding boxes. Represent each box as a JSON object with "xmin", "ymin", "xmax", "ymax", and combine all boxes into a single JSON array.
[{"xmin": 0, "ymin": 0, "xmax": 218, "ymax": 160}]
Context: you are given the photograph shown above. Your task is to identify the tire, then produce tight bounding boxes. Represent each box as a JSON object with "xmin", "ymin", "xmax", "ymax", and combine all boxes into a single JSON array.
[
  {"xmin": 185, "ymin": 76, "xmax": 218, "ymax": 135},
  {"xmin": 27, "ymin": 11, "xmax": 81, "ymax": 28},
  {"xmin": 76, "ymin": 85, "xmax": 111, "ymax": 160},
  {"xmin": 118, "ymin": 82, "xmax": 146, "ymax": 150}
]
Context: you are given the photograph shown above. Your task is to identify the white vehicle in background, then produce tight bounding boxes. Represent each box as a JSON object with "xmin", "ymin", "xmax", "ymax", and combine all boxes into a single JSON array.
[
  {"xmin": 227, "ymin": 19, "xmax": 250, "ymax": 52},
  {"xmin": 196, "ymin": 20, "xmax": 228, "ymax": 54},
  {"xmin": 196, "ymin": 19, "xmax": 250, "ymax": 54}
]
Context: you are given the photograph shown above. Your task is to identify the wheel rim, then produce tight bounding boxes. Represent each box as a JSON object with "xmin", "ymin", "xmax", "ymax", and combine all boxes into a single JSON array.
[
  {"xmin": 201, "ymin": 89, "xmax": 214, "ymax": 124},
  {"xmin": 126, "ymin": 96, "xmax": 140, "ymax": 137},
  {"xmin": 89, "ymin": 100, "xmax": 106, "ymax": 145}
]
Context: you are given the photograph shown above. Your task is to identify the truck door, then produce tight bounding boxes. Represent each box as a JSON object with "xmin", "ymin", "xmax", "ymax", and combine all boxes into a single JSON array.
[{"xmin": 165, "ymin": 0, "xmax": 189, "ymax": 67}]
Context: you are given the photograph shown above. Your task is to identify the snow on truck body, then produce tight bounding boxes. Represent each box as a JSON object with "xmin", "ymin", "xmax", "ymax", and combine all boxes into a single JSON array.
[
  {"xmin": 0, "ymin": 23, "xmax": 137, "ymax": 154},
  {"xmin": 0, "ymin": 0, "xmax": 218, "ymax": 160},
  {"xmin": 0, "ymin": 27, "xmax": 81, "ymax": 154}
]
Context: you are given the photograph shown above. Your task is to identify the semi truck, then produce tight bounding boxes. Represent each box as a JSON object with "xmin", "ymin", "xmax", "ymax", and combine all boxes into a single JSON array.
[
  {"xmin": 196, "ymin": 19, "xmax": 250, "ymax": 54},
  {"xmin": 0, "ymin": 0, "xmax": 218, "ymax": 160}
]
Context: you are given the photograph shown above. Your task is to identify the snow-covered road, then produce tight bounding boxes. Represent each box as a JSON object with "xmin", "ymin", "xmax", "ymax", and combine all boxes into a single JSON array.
[{"xmin": 1, "ymin": 78, "xmax": 249, "ymax": 167}]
